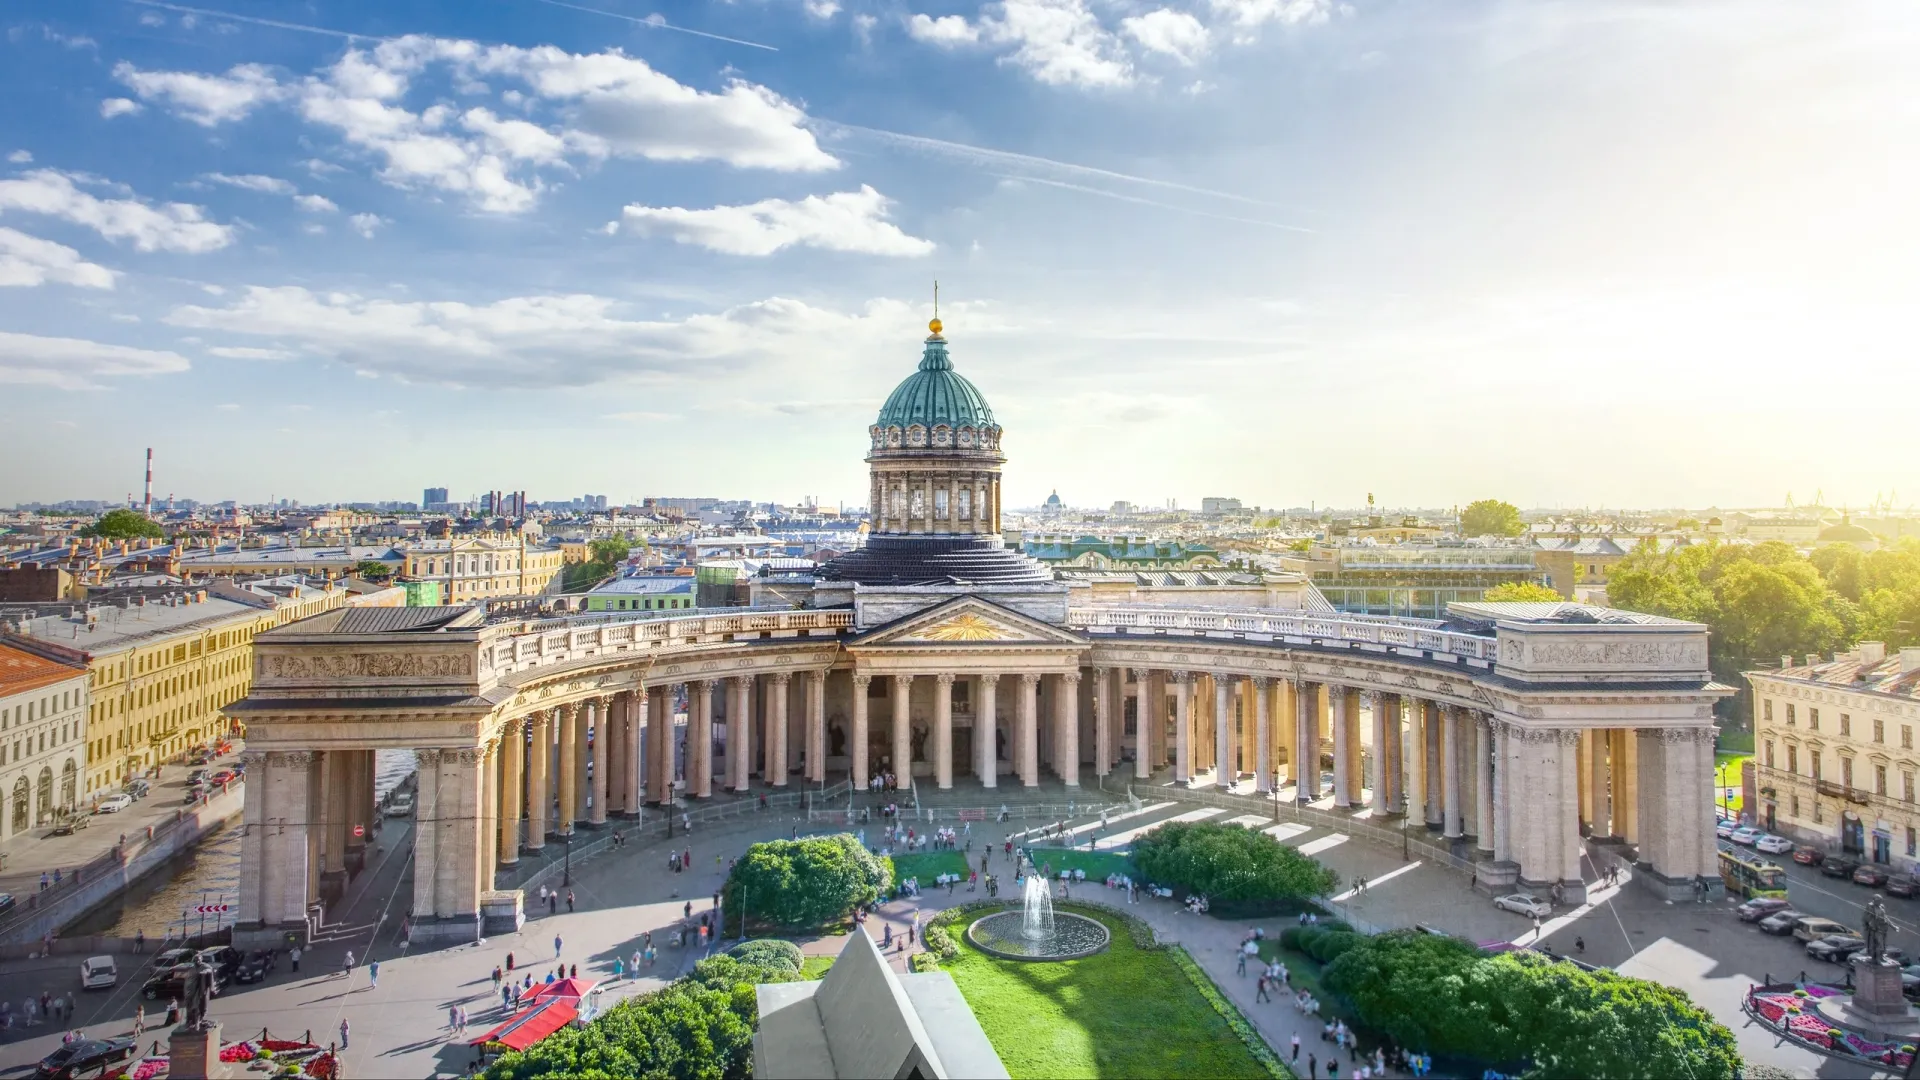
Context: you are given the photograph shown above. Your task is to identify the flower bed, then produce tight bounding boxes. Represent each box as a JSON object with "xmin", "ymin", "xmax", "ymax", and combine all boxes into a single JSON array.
[{"xmin": 1744, "ymin": 983, "xmax": 1915, "ymax": 1070}]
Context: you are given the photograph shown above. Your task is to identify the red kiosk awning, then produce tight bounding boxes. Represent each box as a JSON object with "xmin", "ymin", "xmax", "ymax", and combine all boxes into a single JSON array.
[
  {"xmin": 470, "ymin": 999, "xmax": 578, "ymax": 1052},
  {"xmin": 528, "ymin": 976, "xmax": 597, "ymax": 1004}
]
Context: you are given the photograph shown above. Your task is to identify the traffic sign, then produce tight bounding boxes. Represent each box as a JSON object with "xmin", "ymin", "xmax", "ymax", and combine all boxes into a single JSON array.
[{"xmin": 353, "ymin": 824, "xmax": 365, "ymax": 838}]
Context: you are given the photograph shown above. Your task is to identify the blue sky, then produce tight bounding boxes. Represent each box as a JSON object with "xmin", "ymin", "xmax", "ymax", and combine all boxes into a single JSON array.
[{"xmin": 1, "ymin": 0, "xmax": 1915, "ymax": 512}]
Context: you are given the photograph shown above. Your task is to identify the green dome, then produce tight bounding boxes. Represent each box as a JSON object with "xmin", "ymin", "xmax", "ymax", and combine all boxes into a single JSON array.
[{"xmin": 875, "ymin": 334, "xmax": 997, "ymax": 431}]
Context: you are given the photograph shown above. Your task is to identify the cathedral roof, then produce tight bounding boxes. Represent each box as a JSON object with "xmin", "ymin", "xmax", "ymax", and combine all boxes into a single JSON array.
[{"xmin": 874, "ymin": 323, "xmax": 998, "ymax": 432}]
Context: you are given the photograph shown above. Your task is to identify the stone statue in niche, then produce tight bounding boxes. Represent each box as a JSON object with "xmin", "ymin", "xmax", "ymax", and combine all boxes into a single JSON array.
[
  {"xmin": 829, "ymin": 722, "xmax": 846, "ymax": 757},
  {"xmin": 911, "ymin": 722, "xmax": 928, "ymax": 764}
]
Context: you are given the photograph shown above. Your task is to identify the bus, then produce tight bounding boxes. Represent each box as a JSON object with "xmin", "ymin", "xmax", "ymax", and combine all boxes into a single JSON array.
[{"xmin": 1719, "ymin": 843, "xmax": 1787, "ymax": 899}]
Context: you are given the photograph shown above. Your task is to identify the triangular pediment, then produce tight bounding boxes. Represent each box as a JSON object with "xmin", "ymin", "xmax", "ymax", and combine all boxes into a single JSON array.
[{"xmin": 853, "ymin": 596, "xmax": 1086, "ymax": 648}]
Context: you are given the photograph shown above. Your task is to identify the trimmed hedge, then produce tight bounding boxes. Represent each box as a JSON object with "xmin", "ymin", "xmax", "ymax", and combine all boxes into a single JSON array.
[{"xmin": 727, "ymin": 939, "xmax": 803, "ymax": 975}]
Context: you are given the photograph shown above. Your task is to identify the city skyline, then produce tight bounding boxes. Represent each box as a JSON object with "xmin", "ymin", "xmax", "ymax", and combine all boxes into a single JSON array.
[{"xmin": 1, "ymin": 0, "xmax": 1916, "ymax": 509}]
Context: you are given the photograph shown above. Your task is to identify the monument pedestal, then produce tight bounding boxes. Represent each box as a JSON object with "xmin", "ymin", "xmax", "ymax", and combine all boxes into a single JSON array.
[
  {"xmin": 1814, "ymin": 956, "xmax": 1920, "ymax": 1040},
  {"xmin": 168, "ymin": 1021, "xmax": 231, "ymax": 1080}
]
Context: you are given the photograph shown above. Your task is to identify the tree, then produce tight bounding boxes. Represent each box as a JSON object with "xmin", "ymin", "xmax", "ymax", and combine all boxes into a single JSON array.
[
  {"xmin": 1461, "ymin": 499, "xmax": 1525, "ymax": 538},
  {"xmin": 77, "ymin": 508, "xmax": 164, "ymax": 540},
  {"xmin": 1287, "ymin": 537, "xmax": 1314, "ymax": 553},
  {"xmin": 723, "ymin": 834, "xmax": 891, "ymax": 930},
  {"xmin": 1131, "ymin": 821, "xmax": 1338, "ymax": 914},
  {"xmin": 351, "ymin": 559, "xmax": 394, "ymax": 581},
  {"xmin": 1481, "ymin": 581, "xmax": 1566, "ymax": 603}
]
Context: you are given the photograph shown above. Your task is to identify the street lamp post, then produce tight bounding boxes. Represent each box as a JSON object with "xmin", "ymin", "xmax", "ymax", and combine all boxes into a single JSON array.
[{"xmin": 562, "ymin": 834, "xmax": 572, "ymax": 887}]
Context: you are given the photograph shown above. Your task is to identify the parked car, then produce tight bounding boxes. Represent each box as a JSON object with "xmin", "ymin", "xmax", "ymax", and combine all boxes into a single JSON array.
[
  {"xmin": 1716, "ymin": 820, "xmax": 1737, "ymax": 839},
  {"xmin": 1494, "ymin": 893, "xmax": 1553, "ymax": 919},
  {"xmin": 231, "ymin": 950, "xmax": 276, "ymax": 984},
  {"xmin": 122, "ymin": 778, "xmax": 150, "ymax": 798},
  {"xmin": 93, "ymin": 794, "xmax": 132, "ymax": 814},
  {"xmin": 151, "ymin": 947, "xmax": 194, "ymax": 970},
  {"xmin": 1809, "ymin": 934, "xmax": 1869, "ymax": 962},
  {"xmin": 1755, "ymin": 834, "xmax": 1795, "ymax": 855},
  {"xmin": 1758, "ymin": 909, "xmax": 1807, "ymax": 935},
  {"xmin": 1889, "ymin": 875, "xmax": 1920, "ymax": 898},
  {"xmin": 34, "ymin": 1037, "xmax": 136, "ymax": 1079},
  {"xmin": 79, "ymin": 955, "xmax": 117, "ymax": 990},
  {"xmin": 142, "ymin": 964, "xmax": 223, "ymax": 1001},
  {"xmin": 1729, "ymin": 827, "xmax": 1764, "ymax": 846},
  {"xmin": 1822, "ymin": 857, "xmax": 1863, "ymax": 879},
  {"xmin": 209, "ymin": 770, "xmax": 236, "ymax": 786},
  {"xmin": 1793, "ymin": 846, "xmax": 1826, "ymax": 866},
  {"xmin": 384, "ymin": 793, "xmax": 414, "ymax": 818},
  {"xmin": 1793, "ymin": 916, "xmax": 1855, "ymax": 942},
  {"xmin": 0, "ymin": 892, "xmax": 14, "ymax": 914},
  {"xmin": 1737, "ymin": 897, "xmax": 1793, "ymax": 922},
  {"xmin": 1855, "ymin": 865, "xmax": 1892, "ymax": 888},
  {"xmin": 195, "ymin": 945, "xmax": 244, "ymax": 979},
  {"xmin": 47, "ymin": 816, "xmax": 88, "ymax": 836}
]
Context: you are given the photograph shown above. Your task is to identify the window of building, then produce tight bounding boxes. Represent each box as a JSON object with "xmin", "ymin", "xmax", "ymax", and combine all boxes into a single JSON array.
[
  {"xmin": 1877, "ymin": 764, "xmax": 1888, "ymax": 796},
  {"xmin": 1911, "ymin": 827, "xmax": 1918, "ymax": 858},
  {"xmin": 1788, "ymin": 703, "xmax": 1796, "ymax": 726},
  {"xmin": 1874, "ymin": 718, "xmax": 1885, "ymax": 743},
  {"xmin": 1765, "ymin": 740, "xmax": 1775, "ymax": 768},
  {"xmin": 1842, "ymin": 756, "xmax": 1853, "ymax": 789},
  {"xmin": 1906, "ymin": 772, "xmax": 1914, "ymax": 803},
  {"xmin": 1791, "ymin": 794, "xmax": 1800, "ymax": 818},
  {"xmin": 1765, "ymin": 699, "xmax": 1774, "ymax": 722},
  {"xmin": 1812, "ymin": 750, "xmax": 1822, "ymax": 781},
  {"xmin": 1811, "ymin": 708, "xmax": 1821, "ymax": 731},
  {"xmin": 1840, "ymin": 713, "xmax": 1850, "ymax": 736},
  {"xmin": 1787, "ymin": 745, "xmax": 1799, "ymax": 773}
]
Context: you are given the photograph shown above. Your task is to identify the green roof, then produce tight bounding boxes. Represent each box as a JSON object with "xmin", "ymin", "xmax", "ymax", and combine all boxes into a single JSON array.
[{"xmin": 875, "ymin": 334, "xmax": 997, "ymax": 431}]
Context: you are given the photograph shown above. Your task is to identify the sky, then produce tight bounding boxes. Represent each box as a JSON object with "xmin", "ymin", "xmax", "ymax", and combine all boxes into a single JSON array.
[{"xmin": 0, "ymin": 0, "xmax": 1916, "ymax": 514}]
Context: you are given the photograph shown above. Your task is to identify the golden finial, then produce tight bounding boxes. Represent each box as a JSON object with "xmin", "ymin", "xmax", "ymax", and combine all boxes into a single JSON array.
[{"xmin": 929, "ymin": 279, "xmax": 942, "ymax": 335}]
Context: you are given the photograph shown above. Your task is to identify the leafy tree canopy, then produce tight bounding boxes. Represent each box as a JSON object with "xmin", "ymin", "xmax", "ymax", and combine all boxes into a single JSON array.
[
  {"xmin": 1482, "ymin": 581, "xmax": 1566, "ymax": 604},
  {"xmin": 351, "ymin": 559, "xmax": 394, "ymax": 581},
  {"xmin": 77, "ymin": 508, "xmax": 165, "ymax": 540},
  {"xmin": 723, "ymin": 833, "xmax": 891, "ymax": 929},
  {"xmin": 1461, "ymin": 499, "xmax": 1525, "ymax": 538},
  {"xmin": 1132, "ymin": 821, "xmax": 1338, "ymax": 913}
]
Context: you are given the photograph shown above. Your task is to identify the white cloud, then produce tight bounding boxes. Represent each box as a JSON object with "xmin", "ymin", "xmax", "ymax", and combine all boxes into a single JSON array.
[
  {"xmin": 110, "ymin": 313, "xmax": 140, "ymax": 322},
  {"xmin": 853, "ymin": 13, "xmax": 878, "ymax": 43},
  {"xmin": 6, "ymin": 151, "xmax": 30, "ymax": 164},
  {"xmin": 619, "ymin": 185, "xmax": 933, "ymax": 257},
  {"xmin": 294, "ymin": 193, "xmax": 338, "ymax": 213},
  {"xmin": 0, "ymin": 227, "xmax": 116, "ymax": 289},
  {"xmin": 908, "ymin": 14, "xmax": 981, "ymax": 45},
  {"xmin": 138, "ymin": 11, "xmax": 166, "ymax": 27},
  {"xmin": 805, "ymin": 0, "xmax": 841, "ymax": 19},
  {"xmin": 205, "ymin": 173, "xmax": 297, "ymax": 195},
  {"xmin": 1206, "ymin": 0, "xmax": 1334, "ymax": 29},
  {"xmin": 301, "ymin": 222, "xmax": 327, "ymax": 235},
  {"xmin": 348, "ymin": 213, "xmax": 385, "ymax": 238},
  {"xmin": 304, "ymin": 158, "xmax": 346, "ymax": 176},
  {"xmin": 99, "ymin": 97, "xmax": 143, "ymax": 119},
  {"xmin": 113, "ymin": 61, "xmax": 285, "ymax": 126},
  {"xmin": 207, "ymin": 345, "xmax": 295, "ymax": 360},
  {"xmin": 0, "ymin": 170, "xmax": 233, "ymax": 253},
  {"xmin": 0, "ymin": 330, "xmax": 189, "ymax": 389},
  {"xmin": 1122, "ymin": 9, "xmax": 1210, "ymax": 64},
  {"xmin": 162, "ymin": 285, "xmax": 923, "ymax": 388}
]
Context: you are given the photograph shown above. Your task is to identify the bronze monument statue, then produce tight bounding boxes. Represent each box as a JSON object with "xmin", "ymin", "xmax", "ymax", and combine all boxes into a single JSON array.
[{"xmin": 1864, "ymin": 895, "xmax": 1892, "ymax": 965}]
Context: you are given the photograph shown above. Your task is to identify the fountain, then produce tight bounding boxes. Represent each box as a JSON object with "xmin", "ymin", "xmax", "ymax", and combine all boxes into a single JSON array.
[{"xmin": 967, "ymin": 865, "xmax": 1111, "ymax": 961}]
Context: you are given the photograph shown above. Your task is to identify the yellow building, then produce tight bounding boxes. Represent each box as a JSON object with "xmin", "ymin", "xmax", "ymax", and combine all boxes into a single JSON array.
[
  {"xmin": 4, "ymin": 578, "xmax": 348, "ymax": 794},
  {"xmin": 398, "ymin": 534, "xmax": 564, "ymax": 604},
  {"xmin": 1748, "ymin": 642, "xmax": 1920, "ymax": 866}
]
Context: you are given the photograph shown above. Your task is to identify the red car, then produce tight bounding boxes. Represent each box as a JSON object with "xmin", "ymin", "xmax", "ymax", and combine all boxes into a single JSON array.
[
  {"xmin": 210, "ymin": 770, "xmax": 236, "ymax": 786},
  {"xmin": 1793, "ymin": 846, "xmax": 1825, "ymax": 866}
]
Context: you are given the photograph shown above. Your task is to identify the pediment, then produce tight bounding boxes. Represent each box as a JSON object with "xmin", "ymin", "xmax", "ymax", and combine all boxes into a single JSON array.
[{"xmin": 853, "ymin": 596, "xmax": 1086, "ymax": 649}]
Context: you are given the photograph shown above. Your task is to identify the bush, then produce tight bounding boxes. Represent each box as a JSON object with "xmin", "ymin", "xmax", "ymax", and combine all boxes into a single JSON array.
[
  {"xmin": 1305, "ymin": 930, "xmax": 1363, "ymax": 964},
  {"xmin": 727, "ymin": 939, "xmax": 803, "ymax": 975},
  {"xmin": 723, "ymin": 833, "xmax": 892, "ymax": 930},
  {"xmin": 922, "ymin": 923, "xmax": 958, "ymax": 961},
  {"xmin": 909, "ymin": 950, "xmax": 942, "ymax": 973},
  {"xmin": 1132, "ymin": 821, "xmax": 1338, "ymax": 915},
  {"xmin": 1322, "ymin": 930, "xmax": 1741, "ymax": 1078}
]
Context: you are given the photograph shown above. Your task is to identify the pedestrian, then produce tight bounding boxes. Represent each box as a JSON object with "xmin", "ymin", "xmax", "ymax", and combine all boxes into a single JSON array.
[
  {"xmin": 539, "ymin": 884, "xmax": 548, "ymax": 906},
  {"xmin": 164, "ymin": 998, "xmax": 180, "ymax": 1027},
  {"xmin": 493, "ymin": 966, "xmax": 503, "ymax": 988},
  {"xmin": 1574, "ymin": 936, "xmax": 1586, "ymax": 953},
  {"xmin": 501, "ymin": 985, "xmax": 511, "ymax": 1009},
  {"xmin": 133, "ymin": 1005, "xmax": 146, "ymax": 1037},
  {"xmin": 290, "ymin": 945, "xmax": 301, "ymax": 973},
  {"xmin": 344, "ymin": 950, "xmax": 356, "ymax": 978},
  {"xmin": 339, "ymin": 1018, "xmax": 350, "ymax": 1049},
  {"xmin": 554, "ymin": 934, "xmax": 563, "ymax": 959},
  {"xmin": 1256, "ymin": 975, "xmax": 1271, "ymax": 1003},
  {"xmin": 1237, "ymin": 949, "xmax": 1248, "ymax": 976},
  {"xmin": 566, "ymin": 891, "xmax": 575, "ymax": 913},
  {"xmin": 507, "ymin": 951, "xmax": 515, "ymax": 971},
  {"xmin": 1291, "ymin": 1034, "xmax": 1301, "ymax": 1062},
  {"xmin": 570, "ymin": 963, "xmax": 578, "ymax": 979},
  {"xmin": 631, "ymin": 950, "xmax": 641, "ymax": 972},
  {"xmin": 1308, "ymin": 1053, "xmax": 1317, "ymax": 1080},
  {"xmin": 134, "ymin": 929, "xmax": 145, "ymax": 953},
  {"xmin": 548, "ymin": 892, "xmax": 557, "ymax": 915},
  {"xmin": 684, "ymin": 900, "xmax": 692, "ymax": 919},
  {"xmin": 369, "ymin": 960, "xmax": 380, "ymax": 988},
  {"xmin": 449, "ymin": 1005, "xmax": 461, "ymax": 1033}
]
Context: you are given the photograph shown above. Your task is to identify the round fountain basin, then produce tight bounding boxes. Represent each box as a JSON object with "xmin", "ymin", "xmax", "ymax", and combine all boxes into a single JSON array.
[{"xmin": 967, "ymin": 909, "xmax": 1111, "ymax": 961}]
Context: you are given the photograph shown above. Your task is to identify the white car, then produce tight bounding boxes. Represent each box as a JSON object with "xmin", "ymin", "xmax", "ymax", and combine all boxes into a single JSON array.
[
  {"xmin": 1494, "ymin": 893, "xmax": 1553, "ymax": 919},
  {"xmin": 80, "ymin": 955, "xmax": 117, "ymax": 990},
  {"xmin": 94, "ymin": 794, "xmax": 133, "ymax": 814},
  {"xmin": 1755, "ymin": 834, "xmax": 1795, "ymax": 854},
  {"xmin": 1716, "ymin": 820, "xmax": 1737, "ymax": 839},
  {"xmin": 1729, "ymin": 827, "xmax": 1763, "ymax": 846},
  {"xmin": 384, "ymin": 794, "xmax": 414, "ymax": 818}
]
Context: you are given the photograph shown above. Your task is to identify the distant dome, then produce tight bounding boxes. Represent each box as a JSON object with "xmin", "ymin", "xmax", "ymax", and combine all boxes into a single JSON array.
[
  {"xmin": 1045, "ymin": 490, "xmax": 1063, "ymax": 508},
  {"xmin": 875, "ymin": 325, "xmax": 998, "ymax": 433},
  {"xmin": 1819, "ymin": 517, "xmax": 1875, "ymax": 543}
]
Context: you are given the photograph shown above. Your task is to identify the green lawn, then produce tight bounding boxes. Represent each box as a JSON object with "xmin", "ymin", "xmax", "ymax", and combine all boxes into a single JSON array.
[
  {"xmin": 1026, "ymin": 848, "xmax": 1137, "ymax": 882},
  {"xmin": 889, "ymin": 850, "xmax": 970, "ymax": 884},
  {"xmin": 800, "ymin": 955, "xmax": 835, "ymax": 980},
  {"xmin": 944, "ymin": 906, "xmax": 1274, "ymax": 1079}
]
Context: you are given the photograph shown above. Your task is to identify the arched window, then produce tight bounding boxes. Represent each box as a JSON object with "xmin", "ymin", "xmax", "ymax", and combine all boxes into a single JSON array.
[
  {"xmin": 35, "ymin": 767, "xmax": 53, "ymax": 825},
  {"xmin": 60, "ymin": 759, "xmax": 76, "ymax": 811},
  {"xmin": 8, "ymin": 778, "xmax": 25, "ymax": 835}
]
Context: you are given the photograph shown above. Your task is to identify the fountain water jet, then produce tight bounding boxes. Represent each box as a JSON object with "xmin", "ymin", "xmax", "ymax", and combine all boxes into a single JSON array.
[
  {"xmin": 966, "ymin": 861, "xmax": 1111, "ymax": 961},
  {"xmin": 1021, "ymin": 873, "xmax": 1055, "ymax": 940}
]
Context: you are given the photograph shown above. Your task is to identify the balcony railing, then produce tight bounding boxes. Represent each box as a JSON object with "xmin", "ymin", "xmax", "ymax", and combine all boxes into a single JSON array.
[{"xmin": 1066, "ymin": 606, "xmax": 1499, "ymax": 663}]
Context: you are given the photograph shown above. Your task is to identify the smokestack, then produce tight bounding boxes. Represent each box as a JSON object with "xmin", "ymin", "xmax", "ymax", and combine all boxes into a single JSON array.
[{"xmin": 144, "ymin": 447, "xmax": 153, "ymax": 518}]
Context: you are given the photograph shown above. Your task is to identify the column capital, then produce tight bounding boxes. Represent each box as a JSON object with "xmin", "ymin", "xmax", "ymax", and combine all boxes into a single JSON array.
[
  {"xmin": 1250, "ymin": 675, "xmax": 1272, "ymax": 689},
  {"xmin": 808, "ymin": 668, "xmax": 826, "ymax": 686},
  {"xmin": 499, "ymin": 716, "xmax": 523, "ymax": 736},
  {"xmin": 1019, "ymin": 672, "xmax": 1041, "ymax": 688},
  {"xmin": 1060, "ymin": 671, "xmax": 1081, "ymax": 687},
  {"xmin": 935, "ymin": 672, "xmax": 955, "ymax": 687},
  {"xmin": 1129, "ymin": 667, "xmax": 1152, "ymax": 682},
  {"xmin": 979, "ymin": 673, "xmax": 1000, "ymax": 687},
  {"xmin": 851, "ymin": 672, "xmax": 873, "ymax": 689},
  {"xmin": 893, "ymin": 673, "xmax": 914, "ymax": 690},
  {"xmin": 274, "ymin": 750, "xmax": 313, "ymax": 768},
  {"xmin": 240, "ymin": 750, "xmax": 267, "ymax": 769},
  {"xmin": 557, "ymin": 701, "xmax": 578, "ymax": 720},
  {"xmin": 1092, "ymin": 665, "xmax": 1112, "ymax": 677},
  {"xmin": 695, "ymin": 678, "xmax": 716, "ymax": 692},
  {"xmin": 1358, "ymin": 688, "xmax": 1377, "ymax": 705},
  {"xmin": 1169, "ymin": 670, "xmax": 1193, "ymax": 684},
  {"xmin": 770, "ymin": 671, "xmax": 792, "ymax": 688},
  {"xmin": 729, "ymin": 674, "xmax": 751, "ymax": 689}
]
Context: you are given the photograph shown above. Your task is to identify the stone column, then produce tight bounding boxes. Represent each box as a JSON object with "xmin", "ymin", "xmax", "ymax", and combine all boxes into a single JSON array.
[
  {"xmin": 556, "ymin": 703, "xmax": 578, "ymax": 835},
  {"xmin": 499, "ymin": 718, "xmax": 523, "ymax": 867},
  {"xmin": 1615, "ymin": 728, "xmax": 1638, "ymax": 844},
  {"xmin": 1251, "ymin": 677, "xmax": 1273, "ymax": 792},
  {"xmin": 1172, "ymin": 672, "xmax": 1193, "ymax": 786},
  {"xmin": 728, "ymin": 678, "xmax": 751, "ymax": 793},
  {"xmin": 1093, "ymin": 667, "xmax": 1112, "ymax": 778},
  {"xmin": 1058, "ymin": 671, "xmax": 1081, "ymax": 787},
  {"xmin": 1109, "ymin": 667, "xmax": 1126, "ymax": 773},
  {"xmin": 1377, "ymin": 693, "xmax": 1400, "ymax": 812},
  {"xmin": 1559, "ymin": 729, "xmax": 1583, "ymax": 886},
  {"xmin": 480, "ymin": 738, "xmax": 498, "ymax": 883},
  {"xmin": 320, "ymin": 750, "xmax": 347, "ymax": 878},
  {"xmin": 434, "ymin": 747, "xmax": 484, "ymax": 925},
  {"xmin": 1018, "ymin": 673, "xmax": 1040, "ymax": 787},
  {"xmin": 978, "ymin": 674, "xmax": 999, "ymax": 788},
  {"xmin": 1588, "ymin": 727, "xmax": 1611, "ymax": 838},
  {"xmin": 1149, "ymin": 670, "xmax": 1170, "ymax": 770},
  {"xmin": 1331, "ymin": 686, "xmax": 1352, "ymax": 807},
  {"xmin": 806, "ymin": 670, "xmax": 826, "ymax": 784},
  {"xmin": 934, "ymin": 673, "xmax": 955, "ymax": 789},
  {"xmin": 1214, "ymin": 675, "xmax": 1233, "ymax": 789},
  {"xmin": 1492, "ymin": 719, "xmax": 1512, "ymax": 862},
  {"xmin": 1132, "ymin": 669, "xmax": 1153, "ymax": 779},
  {"xmin": 589, "ymin": 698, "xmax": 610, "ymax": 826},
  {"xmin": 691, "ymin": 681, "xmax": 714, "ymax": 798},
  {"xmin": 767, "ymin": 673, "xmax": 791, "ymax": 788},
  {"xmin": 851, "ymin": 674, "xmax": 871, "ymax": 789},
  {"xmin": 1363, "ymin": 692, "xmax": 1384, "ymax": 810},
  {"xmin": 1443, "ymin": 705, "xmax": 1464, "ymax": 838},
  {"xmin": 650, "ymin": 689, "xmax": 672, "ymax": 804},
  {"xmin": 1405, "ymin": 699, "xmax": 1425, "ymax": 824},
  {"xmin": 525, "ymin": 711, "xmax": 549, "ymax": 849},
  {"xmin": 1475, "ymin": 713, "xmax": 1494, "ymax": 853},
  {"xmin": 1295, "ymin": 680, "xmax": 1319, "ymax": 801},
  {"xmin": 892, "ymin": 675, "xmax": 913, "ymax": 784},
  {"xmin": 1426, "ymin": 701, "xmax": 1445, "ymax": 827},
  {"xmin": 411, "ymin": 749, "xmax": 442, "ymax": 918},
  {"xmin": 237, "ymin": 751, "xmax": 268, "ymax": 927},
  {"xmin": 572, "ymin": 702, "xmax": 591, "ymax": 823},
  {"xmin": 623, "ymin": 688, "xmax": 644, "ymax": 813}
]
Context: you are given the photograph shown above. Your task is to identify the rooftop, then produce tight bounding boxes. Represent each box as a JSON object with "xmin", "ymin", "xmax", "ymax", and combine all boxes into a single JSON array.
[
  {"xmin": 0, "ymin": 641, "xmax": 86, "ymax": 697},
  {"xmin": 1756, "ymin": 645, "xmax": 1920, "ymax": 701},
  {"xmin": 587, "ymin": 575, "xmax": 698, "ymax": 596},
  {"xmin": 1445, "ymin": 601, "xmax": 1699, "ymax": 627},
  {"xmin": 2, "ymin": 593, "xmax": 266, "ymax": 654}
]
